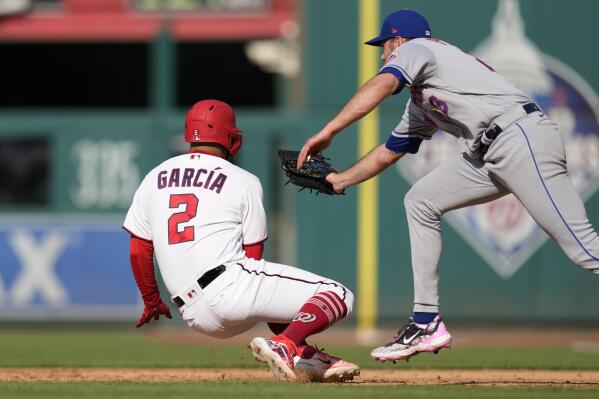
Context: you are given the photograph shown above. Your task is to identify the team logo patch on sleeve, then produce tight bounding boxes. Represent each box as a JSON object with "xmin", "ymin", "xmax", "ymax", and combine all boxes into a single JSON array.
[{"xmin": 385, "ymin": 53, "xmax": 398, "ymax": 64}]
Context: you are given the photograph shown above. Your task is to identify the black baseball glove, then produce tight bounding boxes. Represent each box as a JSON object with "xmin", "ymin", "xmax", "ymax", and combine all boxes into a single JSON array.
[{"xmin": 277, "ymin": 150, "xmax": 343, "ymax": 195}]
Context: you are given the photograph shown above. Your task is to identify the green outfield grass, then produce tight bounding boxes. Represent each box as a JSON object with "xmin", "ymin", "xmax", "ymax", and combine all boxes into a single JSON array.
[
  {"xmin": 1, "ymin": 328, "xmax": 599, "ymax": 369},
  {"xmin": 2, "ymin": 382, "xmax": 599, "ymax": 399}
]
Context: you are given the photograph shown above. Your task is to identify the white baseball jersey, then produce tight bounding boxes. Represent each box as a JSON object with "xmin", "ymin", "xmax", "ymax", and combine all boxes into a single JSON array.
[
  {"xmin": 382, "ymin": 38, "xmax": 530, "ymax": 146},
  {"xmin": 124, "ymin": 152, "xmax": 353, "ymax": 340},
  {"xmin": 123, "ymin": 152, "xmax": 267, "ymax": 296}
]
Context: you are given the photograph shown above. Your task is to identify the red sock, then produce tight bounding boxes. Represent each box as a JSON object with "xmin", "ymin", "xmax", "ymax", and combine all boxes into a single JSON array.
[
  {"xmin": 281, "ymin": 291, "xmax": 348, "ymax": 346},
  {"xmin": 268, "ymin": 323, "xmax": 307, "ymax": 346}
]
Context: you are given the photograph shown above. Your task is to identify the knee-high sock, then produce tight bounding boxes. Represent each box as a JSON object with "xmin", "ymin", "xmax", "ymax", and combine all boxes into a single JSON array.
[
  {"xmin": 282, "ymin": 291, "xmax": 348, "ymax": 346},
  {"xmin": 269, "ymin": 322, "xmax": 308, "ymax": 346}
]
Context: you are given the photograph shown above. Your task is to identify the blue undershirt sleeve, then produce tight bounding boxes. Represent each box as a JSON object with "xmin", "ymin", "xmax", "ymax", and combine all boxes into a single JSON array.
[
  {"xmin": 385, "ymin": 135, "xmax": 423, "ymax": 154},
  {"xmin": 379, "ymin": 67, "xmax": 407, "ymax": 95}
]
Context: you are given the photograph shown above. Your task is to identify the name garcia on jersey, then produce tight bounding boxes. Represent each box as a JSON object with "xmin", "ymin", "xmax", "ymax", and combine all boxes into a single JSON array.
[{"xmin": 157, "ymin": 167, "xmax": 228, "ymax": 194}]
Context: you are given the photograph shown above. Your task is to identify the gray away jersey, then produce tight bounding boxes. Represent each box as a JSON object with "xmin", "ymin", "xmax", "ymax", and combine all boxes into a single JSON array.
[{"xmin": 382, "ymin": 38, "xmax": 531, "ymax": 149}]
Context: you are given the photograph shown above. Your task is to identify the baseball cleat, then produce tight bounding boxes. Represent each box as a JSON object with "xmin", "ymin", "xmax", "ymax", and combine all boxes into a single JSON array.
[
  {"xmin": 249, "ymin": 336, "xmax": 297, "ymax": 381},
  {"xmin": 294, "ymin": 345, "xmax": 360, "ymax": 382},
  {"xmin": 371, "ymin": 315, "xmax": 452, "ymax": 362}
]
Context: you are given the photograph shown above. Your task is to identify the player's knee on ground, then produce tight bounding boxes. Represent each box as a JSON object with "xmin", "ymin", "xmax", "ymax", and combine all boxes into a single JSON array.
[{"xmin": 404, "ymin": 187, "xmax": 442, "ymax": 227}]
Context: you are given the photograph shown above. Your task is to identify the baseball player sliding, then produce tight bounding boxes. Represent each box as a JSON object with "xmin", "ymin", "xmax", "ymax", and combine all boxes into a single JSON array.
[
  {"xmin": 123, "ymin": 100, "xmax": 359, "ymax": 382},
  {"xmin": 298, "ymin": 10, "xmax": 599, "ymax": 362}
]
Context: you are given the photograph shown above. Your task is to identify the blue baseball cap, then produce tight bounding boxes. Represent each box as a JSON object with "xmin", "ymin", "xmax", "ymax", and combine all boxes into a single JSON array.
[{"xmin": 365, "ymin": 9, "xmax": 431, "ymax": 46}]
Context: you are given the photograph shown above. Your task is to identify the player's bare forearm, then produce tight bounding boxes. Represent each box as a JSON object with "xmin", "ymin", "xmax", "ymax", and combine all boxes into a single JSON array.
[
  {"xmin": 298, "ymin": 74, "xmax": 398, "ymax": 169},
  {"xmin": 326, "ymin": 74, "xmax": 399, "ymax": 135},
  {"xmin": 328, "ymin": 145, "xmax": 404, "ymax": 191}
]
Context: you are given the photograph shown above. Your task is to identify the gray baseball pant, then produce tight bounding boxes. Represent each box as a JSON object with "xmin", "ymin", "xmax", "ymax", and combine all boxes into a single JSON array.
[{"xmin": 405, "ymin": 112, "xmax": 599, "ymax": 313}]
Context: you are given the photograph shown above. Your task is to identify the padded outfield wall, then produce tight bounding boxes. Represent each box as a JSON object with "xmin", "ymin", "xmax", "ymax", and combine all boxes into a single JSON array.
[{"xmin": 0, "ymin": 0, "xmax": 597, "ymax": 322}]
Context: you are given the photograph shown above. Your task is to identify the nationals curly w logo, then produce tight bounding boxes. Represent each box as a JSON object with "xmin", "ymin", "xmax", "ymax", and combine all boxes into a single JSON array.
[{"xmin": 293, "ymin": 312, "xmax": 316, "ymax": 323}]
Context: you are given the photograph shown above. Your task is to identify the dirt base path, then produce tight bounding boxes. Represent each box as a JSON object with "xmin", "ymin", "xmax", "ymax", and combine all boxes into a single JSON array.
[{"xmin": 1, "ymin": 368, "xmax": 598, "ymax": 387}]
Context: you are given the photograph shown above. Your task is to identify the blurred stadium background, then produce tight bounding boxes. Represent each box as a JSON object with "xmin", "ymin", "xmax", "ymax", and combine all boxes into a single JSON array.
[{"xmin": 0, "ymin": 0, "xmax": 598, "ymax": 334}]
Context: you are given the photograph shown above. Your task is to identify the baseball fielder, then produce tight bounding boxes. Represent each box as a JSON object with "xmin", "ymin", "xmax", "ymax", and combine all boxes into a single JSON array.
[
  {"xmin": 123, "ymin": 100, "xmax": 359, "ymax": 381},
  {"xmin": 298, "ymin": 10, "xmax": 599, "ymax": 362}
]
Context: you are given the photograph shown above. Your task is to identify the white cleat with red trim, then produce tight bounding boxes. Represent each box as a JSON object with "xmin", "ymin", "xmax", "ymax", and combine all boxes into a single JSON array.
[
  {"xmin": 249, "ymin": 336, "xmax": 297, "ymax": 381},
  {"xmin": 294, "ymin": 345, "xmax": 360, "ymax": 382}
]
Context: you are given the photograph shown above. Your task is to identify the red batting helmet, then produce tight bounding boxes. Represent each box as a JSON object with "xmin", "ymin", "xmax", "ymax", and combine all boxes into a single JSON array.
[{"xmin": 184, "ymin": 99, "xmax": 242, "ymax": 159}]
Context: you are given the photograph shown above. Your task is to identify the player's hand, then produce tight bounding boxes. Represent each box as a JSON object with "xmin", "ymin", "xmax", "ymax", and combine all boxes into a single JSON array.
[
  {"xmin": 298, "ymin": 129, "xmax": 335, "ymax": 170},
  {"xmin": 136, "ymin": 301, "xmax": 172, "ymax": 328},
  {"xmin": 326, "ymin": 172, "xmax": 345, "ymax": 194}
]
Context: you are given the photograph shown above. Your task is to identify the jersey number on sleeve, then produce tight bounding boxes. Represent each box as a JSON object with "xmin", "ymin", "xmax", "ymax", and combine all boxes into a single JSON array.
[{"xmin": 168, "ymin": 193, "xmax": 198, "ymax": 245}]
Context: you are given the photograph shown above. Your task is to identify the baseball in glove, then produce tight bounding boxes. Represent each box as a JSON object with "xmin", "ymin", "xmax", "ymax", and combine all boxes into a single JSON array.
[{"xmin": 277, "ymin": 150, "xmax": 343, "ymax": 195}]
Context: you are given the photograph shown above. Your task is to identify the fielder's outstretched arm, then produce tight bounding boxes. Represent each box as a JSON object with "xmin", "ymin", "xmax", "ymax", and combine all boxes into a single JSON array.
[
  {"xmin": 298, "ymin": 73, "xmax": 399, "ymax": 169},
  {"xmin": 327, "ymin": 144, "xmax": 405, "ymax": 193}
]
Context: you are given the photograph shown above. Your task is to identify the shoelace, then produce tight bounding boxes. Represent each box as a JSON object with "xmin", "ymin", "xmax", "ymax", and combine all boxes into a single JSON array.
[
  {"xmin": 313, "ymin": 344, "xmax": 327, "ymax": 355},
  {"xmin": 303, "ymin": 344, "xmax": 337, "ymax": 360}
]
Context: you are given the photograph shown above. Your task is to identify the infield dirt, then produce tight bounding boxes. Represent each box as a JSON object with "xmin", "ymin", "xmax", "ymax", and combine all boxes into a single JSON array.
[{"xmin": 1, "ymin": 368, "xmax": 598, "ymax": 387}]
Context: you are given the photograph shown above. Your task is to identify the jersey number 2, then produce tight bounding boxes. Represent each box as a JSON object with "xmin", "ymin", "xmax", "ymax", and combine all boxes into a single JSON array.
[{"xmin": 168, "ymin": 193, "xmax": 198, "ymax": 245}]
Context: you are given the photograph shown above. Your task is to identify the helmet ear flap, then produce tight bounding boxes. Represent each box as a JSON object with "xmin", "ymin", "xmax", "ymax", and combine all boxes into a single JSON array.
[{"xmin": 228, "ymin": 131, "xmax": 242, "ymax": 160}]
